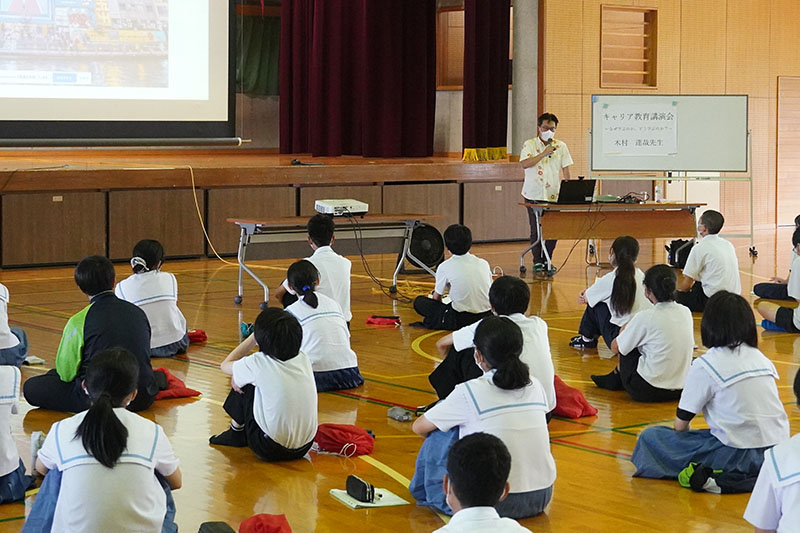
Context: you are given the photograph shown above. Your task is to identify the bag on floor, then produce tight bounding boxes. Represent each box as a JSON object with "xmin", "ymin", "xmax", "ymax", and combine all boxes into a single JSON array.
[
  {"xmin": 666, "ymin": 239, "xmax": 694, "ymax": 269},
  {"xmin": 314, "ymin": 424, "xmax": 374, "ymax": 457}
]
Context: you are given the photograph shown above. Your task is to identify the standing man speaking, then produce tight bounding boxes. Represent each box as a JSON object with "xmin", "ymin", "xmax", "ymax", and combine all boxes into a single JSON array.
[{"xmin": 519, "ymin": 112, "xmax": 574, "ymax": 272}]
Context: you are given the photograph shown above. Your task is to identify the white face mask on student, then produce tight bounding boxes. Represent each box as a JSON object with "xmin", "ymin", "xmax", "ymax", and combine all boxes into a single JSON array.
[{"xmin": 540, "ymin": 129, "xmax": 555, "ymax": 142}]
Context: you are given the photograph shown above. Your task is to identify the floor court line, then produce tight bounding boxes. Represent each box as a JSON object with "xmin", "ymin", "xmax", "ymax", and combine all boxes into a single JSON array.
[
  {"xmin": 551, "ymin": 439, "xmax": 633, "ymax": 460},
  {"xmin": 410, "ymin": 331, "xmax": 444, "ymax": 363}
]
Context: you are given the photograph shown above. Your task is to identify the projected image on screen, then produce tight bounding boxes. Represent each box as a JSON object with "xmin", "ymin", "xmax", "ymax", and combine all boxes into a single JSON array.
[{"xmin": 0, "ymin": 0, "xmax": 168, "ymax": 89}]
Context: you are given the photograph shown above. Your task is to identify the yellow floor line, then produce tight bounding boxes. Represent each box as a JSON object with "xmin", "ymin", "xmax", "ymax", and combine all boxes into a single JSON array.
[{"xmin": 411, "ymin": 331, "xmax": 444, "ymax": 363}]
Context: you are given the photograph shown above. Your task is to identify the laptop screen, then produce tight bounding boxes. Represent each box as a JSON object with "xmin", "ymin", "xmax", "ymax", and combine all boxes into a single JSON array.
[{"xmin": 557, "ymin": 180, "xmax": 596, "ymax": 204}]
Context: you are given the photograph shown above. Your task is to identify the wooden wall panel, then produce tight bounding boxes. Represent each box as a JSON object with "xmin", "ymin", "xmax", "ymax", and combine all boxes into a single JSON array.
[
  {"xmin": 777, "ymin": 77, "xmax": 800, "ymax": 226},
  {"xmin": 299, "ymin": 186, "xmax": 382, "ymax": 217},
  {"xmin": 206, "ymin": 187, "xmax": 296, "ymax": 255},
  {"xmin": 463, "ymin": 181, "xmax": 529, "ymax": 241},
  {"xmin": 726, "ymin": 0, "xmax": 770, "ymax": 98},
  {"xmin": 382, "ymin": 183, "xmax": 459, "ymax": 234},
  {"xmin": 109, "ymin": 190, "xmax": 207, "ymax": 260},
  {"xmin": 769, "ymin": 2, "xmax": 800, "ymax": 99},
  {"xmin": 679, "ymin": 0, "xmax": 726, "ymax": 93},
  {"xmin": 543, "ymin": 0, "xmax": 585, "ymax": 94},
  {"xmin": 542, "ymin": 93, "xmax": 584, "ymax": 177},
  {"xmin": 2, "ymin": 192, "xmax": 105, "ymax": 266},
  {"xmin": 648, "ymin": 0, "xmax": 681, "ymax": 94}
]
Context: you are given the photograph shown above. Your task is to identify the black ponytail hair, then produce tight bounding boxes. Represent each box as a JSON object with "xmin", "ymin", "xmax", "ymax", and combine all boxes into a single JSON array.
[
  {"xmin": 287, "ymin": 260, "xmax": 320, "ymax": 309},
  {"xmin": 473, "ymin": 316, "xmax": 530, "ymax": 391},
  {"xmin": 74, "ymin": 348, "xmax": 139, "ymax": 468},
  {"xmin": 643, "ymin": 264, "xmax": 677, "ymax": 302},
  {"xmin": 131, "ymin": 239, "xmax": 165, "ymax": 274},
  {"xmin": 610, "ymin": 236, "xmax": 640, "ymax": 316}
]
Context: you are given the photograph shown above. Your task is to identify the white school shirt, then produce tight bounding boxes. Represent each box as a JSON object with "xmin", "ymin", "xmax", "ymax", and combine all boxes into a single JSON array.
[
  {"xmin": 615, "ymin": 301, "xmax": 694, "ymax": 390},
  {"xmin": 584, "ymin": 267, "xmax": 652, "ymax": 326},
  {"xmin": 286, "ymin": 293, "xmax": 358, "ymax": 372},
  {"xmin": 115, "ymin": 271, "xmax": 187, "ymax": 349},
  {"xmin": 425, "ymin": 371, "xmax": 557, "ymax": 493},
  {"xmin": 519, "ymin": 136, "xmax": 574, "ymax": 202},
  {"xmin": 0, "ymin": 284, "xmax": 20, "ymax": 350},
  {"xmin": 678, "ymin": 345, "xmax": 789, "ymax": 449},
  {"xmin": 434, "ymin": 507, "xmax": 532, "ymax": 532},
  {"xmin": 232, "ymin": 350, "xmax": 318, "ymax": 449},
  {"xmin": 434, "ymin": 253, "xmax": 492, "ymax": 313},
  {"xmin": 451, "ymin": 313, "xmax": 556, "ymax": 411},
  {"xmin": 281, "ymin": 245, "xmax": 352, "ymax": 321},
  {"xmin": 786, "ymin": 251, "xmax": 800, "ymax": 329},
  {"xmin": 682, "ymin": 234, "xmax": 741, "ymax": 297},
  {"xmin": 0, "ymin": 366, "xmax": 20, "ymax": 477},
  {"xmin": 36, "ymin": 408, "xmax": 180, "ymax": 533},
  {"xmin": 744, "ymin": 434, "xmax": 800, "ymax": 533}
]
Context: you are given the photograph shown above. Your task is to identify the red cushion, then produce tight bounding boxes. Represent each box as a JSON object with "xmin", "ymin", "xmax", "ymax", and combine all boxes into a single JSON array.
[
  {"xmin": 552, "ymin": 375, "xmax": 598, "ymax": 418},
  {"xmin": 153, "ymin": 368, "xmax": 202, "ymax": 400}
]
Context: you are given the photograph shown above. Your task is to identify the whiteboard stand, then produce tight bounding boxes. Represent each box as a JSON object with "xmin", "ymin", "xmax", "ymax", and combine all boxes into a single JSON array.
[{"xmin": 586, "ymin": 129, "xmax": 756, "ymax": 258}]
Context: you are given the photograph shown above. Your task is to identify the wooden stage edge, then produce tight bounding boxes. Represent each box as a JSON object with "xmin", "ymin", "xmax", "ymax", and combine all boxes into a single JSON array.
[{"xmin": 0, "ymin": 149, "xmax": 523, "ymax": 192}]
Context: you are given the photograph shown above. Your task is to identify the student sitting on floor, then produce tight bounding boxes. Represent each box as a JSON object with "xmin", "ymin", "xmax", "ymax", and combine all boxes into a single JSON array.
[
  {"xmin": 210, "ymin": 308, "xmax": 318, "ymax": 462},
  {"xmin": 591, "ymin": 264, "xmax": 694, "ymax": 402},
  {"xmin": 272, "ymin": 214, "xmax": 352, "ymax": 323},
  {"xmin": 411, "ymin": 316, "xmax": 556, "ymax": 519},
  {"xmin": 434, "ymin": 432, "xmax": 532, "ymax": 533},
  {"xmin": 570, "ymin": 236, "xmax": 651, "ymax": 350},
  {"xmin": 0, "ymin": 366, "xmax": 33, "ymax": 504},
  {"xmin": 743, "ymin": 370, "xmax": 800, "ymax": 531},
  {"xmin": 285, "ymin": 260, "xmax": 363, "ymax": 391},
  {"xmin": 0, "ymin": 283, "xmax": 28, "ymax": 367},
  {"xmin": 32, "ymin": 348, "xmax": 181, "ymax": 532},
  {"xmin": 23, "ymin": 255, "xmax": 159, "ymax": 413},
  {"xmin": 430, "ymin": 275, "xmax": 555, "ymax": 415},
  {"xmin": 752, "ymin": 214, "xmax": 800, "ymax": 301},
  {"xmin": 675, "ymin": 209, "xmax": 741, "ymax": 312},
  {"xmin": 115, "ymin": 239, "xmax": 189, "ymax": 357},
  {"xmin": 631, "ymin": 291, "xmax": 790, "ymax": 493},
  {"xmin": 756, "ymin": 226, "xmax": 800, "ymax": 333},
  {"xmin": 413, "ymin": 224, "xmax": 492, "ymax": 330}
]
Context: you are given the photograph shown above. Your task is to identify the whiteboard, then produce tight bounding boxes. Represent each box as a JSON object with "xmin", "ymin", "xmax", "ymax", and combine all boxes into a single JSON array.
[{"xmin": 591, "ymin": 95, "xmax": 748, "ymax": 172}]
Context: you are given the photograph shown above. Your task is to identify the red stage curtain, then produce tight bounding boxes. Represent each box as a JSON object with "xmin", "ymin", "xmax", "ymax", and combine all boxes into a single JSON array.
[
  {"xmin": 462, "ymin": 0, "xmax": 510, "ymax": 162},
  {"xmin": 280, "ymin": 0, "xmax": 436, "ymax": 157}
]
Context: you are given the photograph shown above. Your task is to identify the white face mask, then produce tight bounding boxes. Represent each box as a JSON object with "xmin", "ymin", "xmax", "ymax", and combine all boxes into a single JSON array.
[{"xmin": 540, "ymin": 129, "xmax": 555, "ymax": 142}]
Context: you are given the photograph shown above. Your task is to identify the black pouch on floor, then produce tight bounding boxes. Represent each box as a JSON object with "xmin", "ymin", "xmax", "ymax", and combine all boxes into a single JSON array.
[
  {"xmin": 346, "ymin": 475, "xmax": 375, "ymax": 503},
  {"xmin": 666, "ymin": 239, "xmax": 694, "ymax": 269},
  {"xmin": 198, "ymin": 522, "xmax": 235, "ymax": 533}
]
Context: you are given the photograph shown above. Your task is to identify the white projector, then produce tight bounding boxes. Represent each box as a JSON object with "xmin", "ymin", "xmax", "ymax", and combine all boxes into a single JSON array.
[{"xmin": 314, "ymin": 199, "xmax": 369, "ymax": 217}]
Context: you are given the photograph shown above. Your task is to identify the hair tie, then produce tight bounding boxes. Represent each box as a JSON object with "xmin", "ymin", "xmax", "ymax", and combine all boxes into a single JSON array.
[
  {"xmin": 130, "ymin": 256, "xmax": 149, "ymax": 272},
  {"xmin": 302, "ymin": 285, "xmax": 311, "ymax": 292}
]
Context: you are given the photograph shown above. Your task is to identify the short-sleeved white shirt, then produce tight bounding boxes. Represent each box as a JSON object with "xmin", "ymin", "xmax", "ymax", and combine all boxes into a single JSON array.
[
  {"xmin": 232, "ymin": 350, "xmax": 318, "ymax": 449},
  {"xmin": 37, "ymin": 408, "xmax": 179, "ymax": 533},
  {"xmin": 451, "ymin": 313, "xmax": 555, "ymax": 411},
  {"xmin": 520, "ymin": 137, "xmax": 574, "ymax": 202},
  {"xmin": 282, "ymin": 245, "xmax": 352, "ymax": 322},
  {"xmin": 0, "ymin": 284, "xmax": 20, "ymax": 350},
  {"xmin": 744, "ymin": 434, "xmax": 800, "ymax": 533},
  {"xmin": 678, "ymin": 345, "xmax": 789, "ymax": 449},
  {"xmin": 615, "ymin": 302, "xmax": 694, "ymax": 389},
  {"xmin": 786, "ymin": 252, "xmax": 800, "ymax": 329},
  {"xmin": 115, "ymin": 271, "xmax": 187, "ymax": 349},
  {"xmin": 424, "ymin": 371, "xmax": 556, "ymax": 493},
  {"xmin": 682, "ymin": 234, "xmax": 741, "ymax": 297},
  {"xmin": 0, "ymin": 366, "xmax": 20, "ymax": 477},
  {"xmin": 286, "ymin": 293, "xmax": 358, "ymax": 372},
  {"xmin": 434, "ymin": 253, "xmax": 492, "ymax": 313},
  {"xmin": 584, "ymin": 267, "xmax": 652, "ymax": 326},
  {"xmin": 434, "ymin": 507, "xmax": 532, "ymax": 532}
]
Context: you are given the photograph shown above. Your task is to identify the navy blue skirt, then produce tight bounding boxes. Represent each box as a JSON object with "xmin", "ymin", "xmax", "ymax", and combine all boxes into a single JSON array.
[{"xmin": 314, "ymin": 367, "xmax": 364, "ymax": 392}]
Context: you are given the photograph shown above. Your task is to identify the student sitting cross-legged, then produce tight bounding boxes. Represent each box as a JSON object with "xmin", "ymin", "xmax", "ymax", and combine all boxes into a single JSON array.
[
  {"xmin": 631, "ymin": 291, "xmax": 790, "ymax": 493},
  {"xmin": 591, "ymin": 264, "xmax": 694, "ymax": 402},
  {"xmin": 752, "ymin": 214, "xmax": 800, "ymax": 301},
  {"xmin": 23, "ymin": 255, "xmax": 158, "ymax": 413},
  {"xmin": 210, "ymin": 308, "xmax": 318, "ymax": 462},
  {"xmin": 434, "ymin": 432, "xmax": 532, "ymax": 533},
  {"xmin": 413, "ymin": 224, "xmax": 493, "ymax": 330},
  {"xmin": 755, "ymin": 226, "xmax": 800, "ymax": 333}
]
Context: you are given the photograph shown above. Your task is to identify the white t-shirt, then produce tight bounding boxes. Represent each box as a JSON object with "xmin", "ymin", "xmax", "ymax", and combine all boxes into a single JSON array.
[
  {"xmin": 520, "ymin": 136, "xmax": 574, "ymax": 202},
  {"xmin": 37, "ymin": 408, "xmax": 180, "ymax": 533},
  {"xmin": 115, "ymin": 271, "xmax": 187, "ymax": 349},
  {"xmin": 286, "ymin": 293, "xmax": 358, "ymax": 372},
  {"xmin": 425, "ymin": 371, "xmax": 556, "ymax": 493},
  {"xmin": 232, "ymin": 350, "xmax": 318, "ymax": 449},
  {"xmin": 434, "ymin": 507, "xmax": 532, "ymax": 532},
  {"xmin": 0, "ymin": 366, "xmax": 20, "ymax": 477},
  {"xmin": 744, "ymin": 434, "xmax": 800, "ymax": 533},
  {"xmin": 615, "ymin": 302, "xmax": 694, "ymax": 389},
  {"xmin": 584, "ymin": 267, "xmax": 652, "ymax": 326},
  {"xmin": 682, "ymin": 234, "xmax": 741, "ymax": 297},
  {"xmin": 282, "ymin": 245, "xmax": 352, "ymax": 322},
  {"xmin": 678, "ymin": 345, "xmax": 789, "ymax": 449},
  {"xmin": 0, "ymin": 284, "xmax": 20, "ymax": 350},
  {"xmin": 786, "ymin": 252, "xmax": 800, "ymax": 329},
  {"xmin": 452, "ymin": 313, "xmax": 555, "ymax": 411},
  {"xmin": 435, "ymin": 253, "xmax": 492, "ymax": 313}
]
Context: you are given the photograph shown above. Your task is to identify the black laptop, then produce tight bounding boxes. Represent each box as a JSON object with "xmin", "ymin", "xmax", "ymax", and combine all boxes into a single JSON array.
[{"xmin": 555, "ymin": 179, "xmax": 596, "ymax": 204}]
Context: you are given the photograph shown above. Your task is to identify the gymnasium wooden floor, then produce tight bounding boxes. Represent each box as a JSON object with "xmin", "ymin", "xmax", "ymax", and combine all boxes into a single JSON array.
[{"xmin": 0, "ymin": 229, "xmax": 798, "ymax": 532}]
